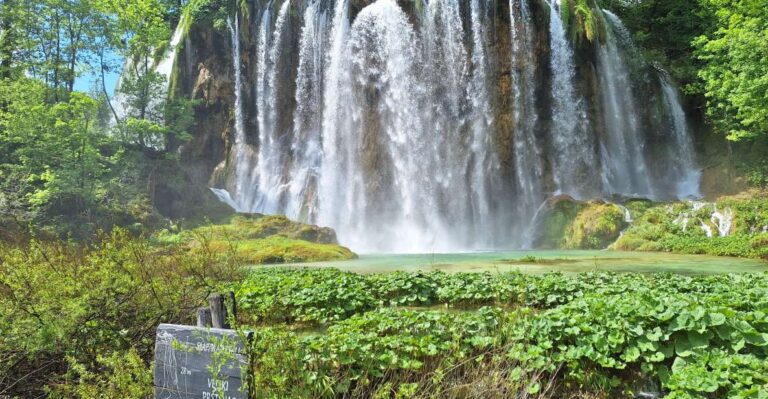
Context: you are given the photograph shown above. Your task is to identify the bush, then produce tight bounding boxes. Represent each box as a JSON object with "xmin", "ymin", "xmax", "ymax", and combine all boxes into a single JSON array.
[
  {"xmin": 612, "ymin": 193, "xmax": 768, "ymax": 259},
  {"xmin": 0, "ymin": 229, "xmax": 243, "ymax": 397}
]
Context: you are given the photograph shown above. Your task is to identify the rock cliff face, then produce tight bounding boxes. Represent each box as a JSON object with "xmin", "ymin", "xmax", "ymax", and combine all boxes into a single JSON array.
[
  {"xmin": 172, "ymin": 0, "xmax": 706, "ymax": 252},
  {"xmin": 175, "ymin": 24, "xmax": 233, "ymax": 189}
]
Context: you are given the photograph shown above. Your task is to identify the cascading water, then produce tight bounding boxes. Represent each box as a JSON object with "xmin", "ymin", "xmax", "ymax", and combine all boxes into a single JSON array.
[
  {"xmin": 331, "ymin": 0, "xmax": 439, "ymax": 252},
  {"xmin": 509, "ymin": 0, "xmax": 545, "ymax": 239},
  {"xmin": 318, "ymin": 0, "xmax": 352, "ymax": 236},
  {"xmin": 252, "ymin": 1, "xmax": 291, "ymax": 214},
  {"xmin": 547, "ymin": 0, "xmax": 598, "ymax": 199},
  {"xmin": 286, "ymin": 0, "xmax": 329, "ymax": 221},
  {"xmin": 597, "ymin": 10, "xmax": 654, "ymax": 198},
  {"xmin": 203, "ymin": 0, "xmax": 703, "ymax": 253},
  {"xmin": 226, "ymin": 14, "xmax": 250, "ymax": 212},
  {"xmin": 467, "ymin": 0, "xmax": 501, "ymax": 241},
  {"xmin": 658, "ymin": 70, "xmax": 701, "ymax": 198},
  {"xmin": 420, "ymin": 0, "xmax": 471, "ymax": 241}
]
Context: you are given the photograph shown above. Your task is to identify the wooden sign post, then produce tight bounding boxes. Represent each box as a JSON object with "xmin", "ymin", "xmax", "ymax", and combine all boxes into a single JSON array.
[{"xmin": 154, "ymin": 324, "xmax": 252, "ymax": 399}]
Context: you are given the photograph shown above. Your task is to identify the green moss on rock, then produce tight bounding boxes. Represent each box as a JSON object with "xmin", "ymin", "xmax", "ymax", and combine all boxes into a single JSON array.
[
  {"xmin": 534, "ymin": 196, "xmax": 627, "ymax": 249},
  {"xmin": 196, "ymin": 214, "xmax": 340, "ymax": 244},
  {"xmin": 613, "ymin": 190, "xmax": 768, "ymax": 259},
  {"xmin": 534, "ymin": 195, "xmax": 585, "ymax": 249},
  {"xmin": 153, "ymin": 213, "xmax": 357, "ymax": 264},
  {"xmin": 207, "ymin": 235, "xmax": 356, "ymax": 264},
  {"xmin": 564, "ymin": 202, "xmax": 627, "ymax": 249}
]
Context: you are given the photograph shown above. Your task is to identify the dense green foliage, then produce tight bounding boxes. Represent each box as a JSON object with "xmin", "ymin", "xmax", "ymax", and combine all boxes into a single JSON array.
[
  {"xmin": 603, "ymin": 0, "xmax": 768, "ymax": 148},
  {"xmin": 0, "ymin": 0, "xmax": 200, "ymax": 240},
  {"xmin": 0, "ymin": 230, "xmax": 244, "ymax": 397},
  {"xmin": 694, "ymin": 0, "xmax": 768, "ymax": 141},
  {"xmin": 600, "ymin": 0, "xmax": 712, "ymax": 90},
  {"xmin": 237, "ymin": 268, "xmax": 768, "ymax": 398},
  {"xmin": 236, "ymin": 268, "xmax": 597, "ymax": 326},
  {"xmin": 560, "ymin": 0, "xmax": 606, "ymax": 45}
]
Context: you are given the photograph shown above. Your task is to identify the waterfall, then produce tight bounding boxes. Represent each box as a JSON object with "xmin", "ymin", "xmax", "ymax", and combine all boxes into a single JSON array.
[
  {"xmin": 597, "ymin": 10, "xmax": 654, "ymax": 198},
  {"xmin": 468, "ymin": 0, "xmax": 500, "ymax": 241},
  {"xmin": 658, "ymin": 71, "xmax": 701, "ymax": 198},
  {"xmin": 286, "ymin": 1, "xmax": 329, "ymax": 221},
  {"xmin": 615, "ymin": 204, "xmax": 632, "ymax": 223},
  {"xmin": 209, "ymin": 188, "xmax": 239, "ymax": 211},
  {"xmin": 204, "ymin": 0, "xmax": 704, "ymax": 253},
  {"xmin": 318, "ymin": 0, "xmax": 351, "ymax": 234},
  {"xmin": 547, "ymin": 0, "xmax": 598, "ymax": 199},
  {"xmin": 226, "ymin": 14, "xmax": 249, "ymax": 212},
  {"xmin": 331, "ymin": 0, "xmax": 437, "ymax": 252},
  {"xmin": 228, "ymin": 15, "xmax": 245, "ymax": 147},
  {"xmin": 510, "ymin": 0, "xmax": 545, "ymax": 244},
  {"xmin": 711, "ymin": 206, "xmax": 733, "ymax": 237},
  {"xmin": 250, "ymin": 1, "xmax": 292, "ymax": 214},
  {"xmin": 155, "ymin": 22, "xmax": 185, "ymax": 96},
  {"xmin": 420, "ymin": 0, "xmax": 471, "ymax": 243},
  {"xmin": 111, "ymin": 19, "xmax": 186, "ymax": 127}
]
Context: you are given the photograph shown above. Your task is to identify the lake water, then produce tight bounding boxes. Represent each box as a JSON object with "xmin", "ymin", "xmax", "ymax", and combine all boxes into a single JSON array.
[{"xmin": 284, "ymin": 250, "xmax": 768, "ymax": 275}]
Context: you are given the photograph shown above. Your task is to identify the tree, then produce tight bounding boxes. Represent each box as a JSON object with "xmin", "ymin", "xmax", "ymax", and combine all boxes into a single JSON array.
[
  {"xmin": 694, "ymin": 0, "xmax": 768, "ymax": 141},
  {"xmin": 0, "ymin": 0, "xmax": 192, "ymax": 237},
  {"xmin": 0, "ymin": 76, "xmax": 112, "ymax": 235}
]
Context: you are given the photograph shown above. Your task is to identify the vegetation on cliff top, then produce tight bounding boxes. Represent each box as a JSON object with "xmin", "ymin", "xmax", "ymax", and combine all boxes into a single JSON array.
[
  {"xmin": 560, "ymin": 0, "xmax": 607, "ymax": 45},
  {"xmin": 604, "ymin": 0, "xmax": 768, "ymax": 146}
]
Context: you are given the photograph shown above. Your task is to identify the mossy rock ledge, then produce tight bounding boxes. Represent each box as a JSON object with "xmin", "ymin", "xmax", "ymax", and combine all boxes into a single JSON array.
[
  {"xmin": 156, "ymin": 214, "xmax": 357, "ymax": 264},
  {"xmin": 533, "ymin": 195, "xmax": 628, "ymax": 249},
  {"xmin": 611, "ymin": 190, "xmax": 768, "ymax": 259}
]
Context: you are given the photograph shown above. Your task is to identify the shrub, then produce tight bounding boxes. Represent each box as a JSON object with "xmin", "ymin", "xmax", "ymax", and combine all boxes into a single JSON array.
[{"xmin": 0, "ymin": 229, "xmax": 243, "ymax": 397}]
